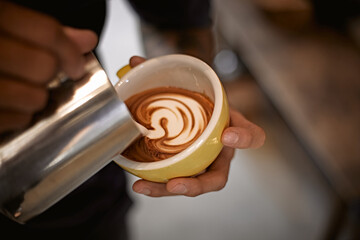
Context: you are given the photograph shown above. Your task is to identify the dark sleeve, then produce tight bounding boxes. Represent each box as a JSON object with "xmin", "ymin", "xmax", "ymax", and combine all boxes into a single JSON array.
[
  {"xmin": 9, "ymin": 0, "xmax": 107, "ymax": 37},
  {"xmin": 127, "ymin": 0, "xmax": 212, "ymax": 29},
  {"xmin": 311, "ymin": 0, "xmax": 360, "ymax": 29}
]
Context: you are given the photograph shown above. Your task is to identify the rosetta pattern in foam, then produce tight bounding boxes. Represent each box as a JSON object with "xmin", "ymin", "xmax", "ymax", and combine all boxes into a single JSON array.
[{"xmin": 123, "ymin": 87, "xmax": 214, "ymax": 162}]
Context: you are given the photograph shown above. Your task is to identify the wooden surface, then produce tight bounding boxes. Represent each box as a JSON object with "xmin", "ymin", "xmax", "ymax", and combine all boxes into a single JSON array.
[{"xmin": 214, "ymin": 0, "xmax": 360, "ymax": 201}]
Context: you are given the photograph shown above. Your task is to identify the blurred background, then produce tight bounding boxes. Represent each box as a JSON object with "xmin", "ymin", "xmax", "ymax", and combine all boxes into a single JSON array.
[{"xmin": 97, "ymin": 0, "xmax": 360, "ymax": 239}]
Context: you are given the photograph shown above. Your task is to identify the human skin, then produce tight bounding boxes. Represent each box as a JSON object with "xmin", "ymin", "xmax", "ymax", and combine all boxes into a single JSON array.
[
  {"xmin": 0, "ymin": 1, "xmax": 98, "ymax": 133},
  {"xmin": 0, "ymin": 1, "xmax": 265, "ymax": 197},
  {"xmin": 129, "ymin": 56, "xmax": 265, "ymax": 197},
  {"xmin": 131, "ymin": 16, "xmax": 265, "ymax": 197}
]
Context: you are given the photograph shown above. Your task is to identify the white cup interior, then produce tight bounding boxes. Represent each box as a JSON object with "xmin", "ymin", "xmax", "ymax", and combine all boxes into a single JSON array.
[{"xmin": 114, "ymin": 54, "xmax": 223, "ymax": 170}]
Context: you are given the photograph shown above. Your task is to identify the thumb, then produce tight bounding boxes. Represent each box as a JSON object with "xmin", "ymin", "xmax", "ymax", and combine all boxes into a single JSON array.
[
  {"xmin": 129, "ymin": 56, "xmax": 146, "ymax": 67},
  {"xmin": 63, "ymin": 27, "xmax": 98, "ymax": 54},
  {"xmin": 222, "ymin": 126, "xmax": 265, "ymax": 149}
]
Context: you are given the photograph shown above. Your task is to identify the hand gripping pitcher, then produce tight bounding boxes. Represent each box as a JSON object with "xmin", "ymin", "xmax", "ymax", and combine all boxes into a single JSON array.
[{"xmin": 0, "ymin": 53, "xmax": 142, "ymax": 223}]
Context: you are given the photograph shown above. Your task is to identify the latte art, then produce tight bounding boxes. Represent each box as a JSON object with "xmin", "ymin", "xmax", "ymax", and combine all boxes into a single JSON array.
[
  {"xmin": 122, "ymin": 87, "xmax": 214, "ymax": 162},
  {"xmin": 141, "ymin": 95, "xmax": 207, "ymax": 145}
]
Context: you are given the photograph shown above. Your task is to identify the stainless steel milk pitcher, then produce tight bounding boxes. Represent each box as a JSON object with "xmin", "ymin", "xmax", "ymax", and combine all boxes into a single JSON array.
[{"xmin": 0, "ymin": 53, "xmax": 141, "ymax": 223}]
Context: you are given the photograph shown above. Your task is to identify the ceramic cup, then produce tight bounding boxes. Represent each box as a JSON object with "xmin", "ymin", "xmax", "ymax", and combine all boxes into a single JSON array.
[{"xmin": 112, "ymin": 54, "xmax": 229, "ymax": 183}]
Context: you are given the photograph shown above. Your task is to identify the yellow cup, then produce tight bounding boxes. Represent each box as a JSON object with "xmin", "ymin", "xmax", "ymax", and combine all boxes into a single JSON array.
[{"xmin": 112, "ymin": 54, "xmax": 229, "ymax": 183}]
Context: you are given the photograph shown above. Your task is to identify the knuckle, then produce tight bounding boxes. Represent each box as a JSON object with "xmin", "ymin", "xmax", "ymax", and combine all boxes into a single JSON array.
[
  {"xmin": 16, "ymin": 85, "xmax": 49, "ymax": 112},
  {"xmin": 40, "ymin": 18, "xmax": 63, "ymax": 45},
  {"xmin": 214, "ymin": 176, "xmax": 228, "ymax": 192},
  {"xmin": 186, "ymin": 185, "xmax": 204, "ymax": 197},
  {"xmin": 0, "ymin": 79, "xmax": 48, "ymax": 112},
  {"xmin": 219, "ymin": 176, "xmax": 228, "ymax": 190},
  {"xmin": 240, "ymin": 131, "xmax": 253, "ymax": 148},
  {"xmin": 31, "ymin": 51, "xmax": 58, "ymax": 83},
  {"xmin": 186, "ymin": 192, "xmax": 201, "ymax": 198}
]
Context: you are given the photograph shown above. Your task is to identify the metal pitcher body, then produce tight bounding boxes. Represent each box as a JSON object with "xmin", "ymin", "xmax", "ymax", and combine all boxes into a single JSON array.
[{"xmin": 0, "ymin": 54, "xmax": 140, "ymax": 223}]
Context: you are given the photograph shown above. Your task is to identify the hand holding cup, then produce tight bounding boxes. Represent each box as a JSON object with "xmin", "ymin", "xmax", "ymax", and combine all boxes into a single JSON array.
[{"xmin": 113, "ymin": 55, "xmax": 265, "ymax": 197}]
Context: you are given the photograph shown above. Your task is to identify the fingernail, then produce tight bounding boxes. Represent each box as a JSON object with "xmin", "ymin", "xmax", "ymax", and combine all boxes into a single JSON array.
[
  {"xmin": 135, "ymin": 188, "xmax": 151, "ymax": 196},
  {"xmin": 222, "ymin": 131, "xmax": 239, "ymax": 146},
  {"xmin": 170, "ymin": 184, "xmax": 188, "ymax": 194}
]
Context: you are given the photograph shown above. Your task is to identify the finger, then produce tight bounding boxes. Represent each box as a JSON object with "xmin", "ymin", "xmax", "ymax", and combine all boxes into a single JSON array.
[
  {"xmin": 221, "ymin": 109, "xmax": 265, "ymax": 149},
  {"xmin": 132, "ymin": 179, "xmax": 176, "ymax": 197},
  {"xmin": 0, "ymin": 36, "xmax": 58, "ymax": 84},
  {"xmin": 166, "ymin": 147, "xmax": 234, "ymax": 197},
  {"xmin": 0, "ymin": 78, "xmax": 48, "ymax": 112},
  {"xmin": 0, "ymin": 110, "xmax": 32, "ymax": 132},
  {"xmin": 132, "ymin": 146, "xmax": 234, "ymax": 197},
  {"xmin": 0, "ymin": 2, "xmax": 85, "ymax": 79},
  {"xmin": 63, "ymin": 27, "xmax": 98, "ymax": 54},
  {"xmin": 129, "ymin": 56, "xmax": 146, "ymax": 68}
]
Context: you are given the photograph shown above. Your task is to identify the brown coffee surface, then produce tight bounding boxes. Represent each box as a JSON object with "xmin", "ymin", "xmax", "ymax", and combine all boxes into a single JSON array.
[{"xmin": 122, "ymin": 86, "xmax": 214, "ymax": 162}]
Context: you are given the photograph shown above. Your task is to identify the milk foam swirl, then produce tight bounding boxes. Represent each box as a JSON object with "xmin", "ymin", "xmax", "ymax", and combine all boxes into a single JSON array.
[{"xmin": 122, "ymin": 87, "xmax": 213, "ymax": 162}]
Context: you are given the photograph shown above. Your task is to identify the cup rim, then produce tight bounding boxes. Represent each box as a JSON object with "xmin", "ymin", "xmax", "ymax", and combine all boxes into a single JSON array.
[{"xmin": 113, "ymin": 54, "xmax": 224, "ymax": 170}]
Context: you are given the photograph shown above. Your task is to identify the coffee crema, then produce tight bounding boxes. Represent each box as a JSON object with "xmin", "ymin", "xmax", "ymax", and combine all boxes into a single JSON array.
[{"xmin": 122, "ymin": 87, "xmax": 214, "ymax": 162}]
